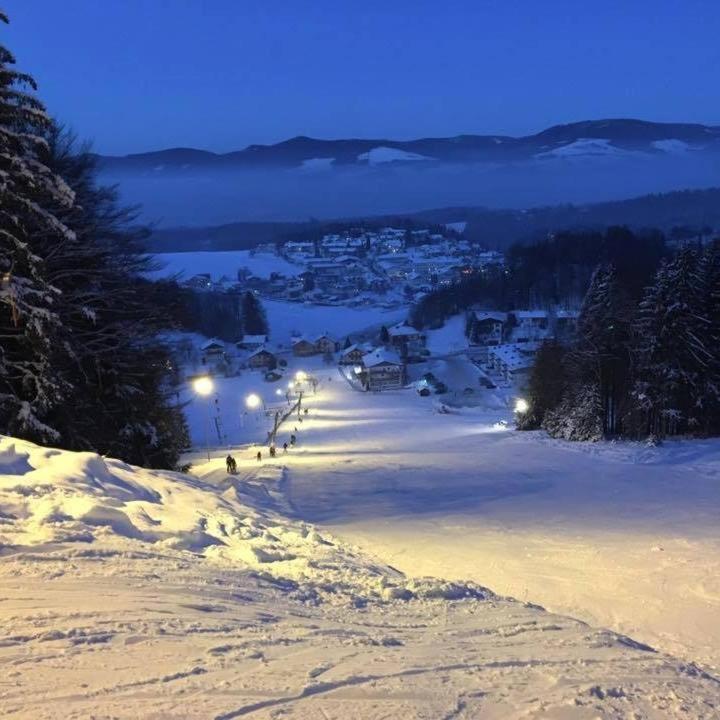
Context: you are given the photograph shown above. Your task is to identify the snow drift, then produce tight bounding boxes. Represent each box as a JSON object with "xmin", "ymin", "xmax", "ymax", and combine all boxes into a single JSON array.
[{"xmin": 0, "ymin": 436, "xmax": 488, "ymax": 604}]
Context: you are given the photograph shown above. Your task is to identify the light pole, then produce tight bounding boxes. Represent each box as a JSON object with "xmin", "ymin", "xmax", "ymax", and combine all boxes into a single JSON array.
[{"xmin": 193, "ymin": 376, "xmax": 214, "ymax": 462}]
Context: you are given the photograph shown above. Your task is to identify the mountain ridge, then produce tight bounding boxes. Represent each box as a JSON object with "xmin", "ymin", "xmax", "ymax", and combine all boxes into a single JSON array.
[{"xmin": 97, "ymin": 118, "xmax": 720, "ymax": 172}]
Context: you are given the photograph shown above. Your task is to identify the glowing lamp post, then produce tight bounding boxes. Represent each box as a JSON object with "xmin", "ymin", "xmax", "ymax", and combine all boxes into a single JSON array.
[
  {"xmin": 192, "ymin": 376, "xmax": 214, "ymax": 461},
  {"xmin": 295, "ymin": 370, "xmax": 307, "ymax": 382},
  {"xmin": 514, "ymin": 398, "xmax": 529, "ymax": 415},
  {"xmin": 245, "ymin": 393, "xmax": 262, "ymax": 410}
]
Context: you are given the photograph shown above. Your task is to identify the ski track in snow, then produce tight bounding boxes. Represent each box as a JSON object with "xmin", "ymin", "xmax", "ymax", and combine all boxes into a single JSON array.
[{"xmin": 2, "ymin": 360, "xmax": 720, "ymax": 716}]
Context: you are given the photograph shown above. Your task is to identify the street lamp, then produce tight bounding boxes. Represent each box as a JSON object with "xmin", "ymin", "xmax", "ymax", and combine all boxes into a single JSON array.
[
  {"xmin": 192, "ymin": 376, "xmax": 214, "ymax": 461},
  {"xmin": 246, "ymin": 393, "xmax": 262, "ymax": 410},
  {"xmin": 193, "ymin": 376, "xmax": 213, "ymax": 396},
  {"xmin": 514, "ymin": 398, "xmax": 529, "ymax": 414},
  {"xmin": 295, "ymin": 370, "xmax": 307, "ymax": 382}
]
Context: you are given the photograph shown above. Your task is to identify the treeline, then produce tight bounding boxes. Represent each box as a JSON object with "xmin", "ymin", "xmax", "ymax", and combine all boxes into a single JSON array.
[
  {"xmin": 0, "ymin": 20, "xmax": 187, "ymax": 468},
  {"xmin": 165, "ymin": 286, "xmax": 268, "ymax": 342},
  {"xmin": 462, "ymin": 188, "xmax": 720, "ymax": 250},
  {"xmin": 520, "ymin": 242, "xmax": 720, "ymax": 440},
  {"xmin": 410, "ymin": 227, "xmax": 668, "ymax": 328}
]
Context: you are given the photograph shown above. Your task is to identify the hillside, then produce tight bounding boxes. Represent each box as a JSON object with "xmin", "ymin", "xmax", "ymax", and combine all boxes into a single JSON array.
[{"xmin": 145, "ymin": 187, "xmax": 720, "ymax": 253}]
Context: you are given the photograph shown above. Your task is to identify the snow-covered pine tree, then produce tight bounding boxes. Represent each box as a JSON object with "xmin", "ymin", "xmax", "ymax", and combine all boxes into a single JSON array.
[
  {"xmin": 241, "ymin": 291, "xmax": 268, "ymax": 336},
  {"xmin": 699, "ymin": 240, "xmax": 720, "ymax": 434},
  {"xmin": 631, "ymin": 248, "xmax": 710, "ymax": 437},
  {"xmin": 555, "ymin": 263, "xmax": 632, "ymax": 438},
  {"xmin": 0, "ymin": 19, "xmax": 76, "ymax": 442},
  {"xmin": 37, "ymin": 127, "xmax": 189, "ymax": 468},
  {"xmin": 517, "ymin": 340, "xmax": 567, "ymax": 431}
]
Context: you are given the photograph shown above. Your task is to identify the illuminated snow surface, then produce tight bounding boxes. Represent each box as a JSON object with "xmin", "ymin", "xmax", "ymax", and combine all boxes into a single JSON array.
[{"xmin": 2, "ymin": 361, "xmax": 720, "ymax": 717}]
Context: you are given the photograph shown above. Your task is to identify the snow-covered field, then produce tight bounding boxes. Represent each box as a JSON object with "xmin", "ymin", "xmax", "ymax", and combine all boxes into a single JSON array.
[
  {"xmin": 151, "ymin": 249, "xmax": 299, "ymax": 281},
  {"xmin": 262, "ymin": 299, "xmax": 406, "ymax": 345}
]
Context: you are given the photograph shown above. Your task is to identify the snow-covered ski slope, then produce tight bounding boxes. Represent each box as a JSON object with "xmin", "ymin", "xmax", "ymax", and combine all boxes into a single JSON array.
[
  {"xmin": 185, "ymin": 364, "xmax": 720, "ymax": 676},
  {"xmin": 2, "ymin": 434, "xmax": 720, "ymax": 718}
]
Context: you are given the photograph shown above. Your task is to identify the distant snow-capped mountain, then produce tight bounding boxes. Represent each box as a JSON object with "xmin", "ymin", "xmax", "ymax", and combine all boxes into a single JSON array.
[{"xmin": 96, "ymin": 119, "xmax": 720, "ymax": 174}]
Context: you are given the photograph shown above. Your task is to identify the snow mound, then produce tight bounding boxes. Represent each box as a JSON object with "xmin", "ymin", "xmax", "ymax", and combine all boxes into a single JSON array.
[
  {"xmin": 358, "ymin": 146, "xmax": 430, "ymax": 165},
  {"xmin": 0, "ymin": 436, "xmax": 488, "ymax": 605},
  {"xmin": 535, "ymin": 138, "xmax": 630, "ymax": 159},
  {"xmin": 652, "ymin": 139, "xmax": 692, "ymax": 154}
]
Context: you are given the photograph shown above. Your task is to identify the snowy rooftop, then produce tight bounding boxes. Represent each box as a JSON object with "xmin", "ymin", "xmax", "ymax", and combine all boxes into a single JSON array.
[
  {"xmin": 513, "ymin": 310, "xmax": 548, "ymax": 319},
  {"xmin": 389, "ymin": 323, "xmax": 421, "ymax": 336},
  {"xmin": 488, "ymin": 342, "xmax": 540, "ymax": 370},
  {"xmin": 363, "ymin": 348, "xmax": 403, "ymax": 368},
  {"xmin": 473, "ymin": 311, "xmax": 508, "ymax": 323}
]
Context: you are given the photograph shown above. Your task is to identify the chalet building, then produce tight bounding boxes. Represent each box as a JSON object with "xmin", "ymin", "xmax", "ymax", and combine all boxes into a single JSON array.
[
  {"xmin": 469, "ymin": 311, "xmax": 508, "ymax": 347},
  {"xmin": 339, "ymin": 342, "xmax": 372, "ymax": 366},
  {"xmin": 362, "ymin": 348, "xmax": 405, "ymax": 391},
  {"xmin": 247, "ymin": 347, "xmax": 277, "ymax": 369},
  {"xmin": 509, "ymin": 310, "xmax": 549, "ymax": 341},
  {"xmin": 292, "ymin": 338, "xmax": 318, "ymax": 357},
  {"xmin": 387, "ymin": 323, "xmax": 424, "ymax": 348},
  {"xmin": 237, "ymin": 334, "xmax": 268, "ymax": 351},
  {"xmin": 314, "ymin": 334, "xmax": 338, "ymax": 354},
  {"xmin": 200, "ymin": 339, "xmax": 225, "ymax": 362},
  {"xmin": 388, "ymin": 323, "xmax": 425, "ymax": 356}
]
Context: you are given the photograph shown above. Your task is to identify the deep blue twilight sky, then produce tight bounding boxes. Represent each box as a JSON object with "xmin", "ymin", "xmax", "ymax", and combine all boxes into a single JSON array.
[{"xmin": 4, "ymin": 0, "xmax": 719, "ymax": 155}]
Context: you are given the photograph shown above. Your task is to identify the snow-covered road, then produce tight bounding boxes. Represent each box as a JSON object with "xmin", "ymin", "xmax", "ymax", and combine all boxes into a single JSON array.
[{"xmin": 199, "ymin": 371, "xmax": 720, "ymax": 672}]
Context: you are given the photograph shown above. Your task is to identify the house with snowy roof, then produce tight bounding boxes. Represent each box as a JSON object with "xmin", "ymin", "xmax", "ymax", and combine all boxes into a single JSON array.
[
  {"xmin": 236, "ymin": 334, "xmax": 268, "ymax": 351},
  {"xmin": 487, "ymin": 342, "xmax": 540, "ymax": 383},
  {"xmin": 292, "ymin": 337, "xmax": 318, "ymax": 357},
  {"xmin": 314, "ymin": 333, "xmax": 338, "ymax": 355},
  {"xmin": 387, "ymin": 322, "xmax": 424, "ymax": 349},
  {"xmin": 339, "ymin": 342, "xmax": 373, "ymax": 366},
  {"xmin": 509, "ymin": 310, "xmax": 549, "ymax": 342},
  {"xmin": 468, "ymin": 310, "xmax": 508, "ymax": 347},
  {"xmin": 200, "ymin": 338, "xmax": 225, "ymax": 361},
  {"xmin": 360, "ymin": 348, "xmax": 405, "ymax": 391},
  {"xmin": 247, "ymin": 347, "xmax": 277, "ymax": 370}
]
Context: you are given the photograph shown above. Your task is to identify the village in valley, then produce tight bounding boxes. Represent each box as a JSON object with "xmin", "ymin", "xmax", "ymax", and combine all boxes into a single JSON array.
[
  {"xmin": 180, "ymin": 224, "xmax": 504, "ymax": 307},
  {"xmin": 165, "ymin": 223, "xmax": 577, "ymax": 413}
]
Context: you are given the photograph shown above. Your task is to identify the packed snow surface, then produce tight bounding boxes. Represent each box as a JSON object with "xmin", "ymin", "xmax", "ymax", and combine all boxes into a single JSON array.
[
  {"xmin": 3, "ymin": 424, "xmax": 720, "ymax": 717},
  {"xmin": 151, "ymin": 249, "xmax": 299, "ymax": 281},
  {"xmin": 3, "ymin": 359, "xmax": 720, "ymax": 716},
  {"xmin": 183, "ymin": 361, "xmax": 720, "ymax": 674}
]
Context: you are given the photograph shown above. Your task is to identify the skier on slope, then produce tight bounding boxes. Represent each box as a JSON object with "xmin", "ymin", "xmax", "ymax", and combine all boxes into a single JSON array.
[
  {"xmin": 256, "ymin": 451, "xmax": 262, "ymax": 462},
  {"xmin": 226, "ymin": 455, "xmax": 234, "ymax": 473}
]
